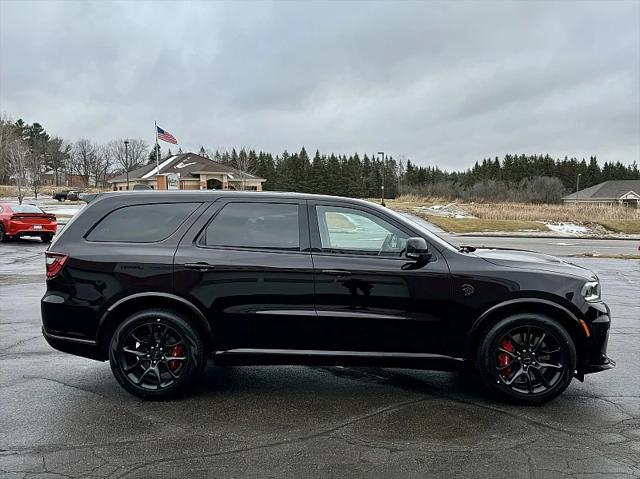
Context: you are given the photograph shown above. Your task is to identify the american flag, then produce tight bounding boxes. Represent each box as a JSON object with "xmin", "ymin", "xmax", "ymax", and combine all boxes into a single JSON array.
[{"xmin": 156, "ymin": 125, "xmax": 178, "ymax": 144}]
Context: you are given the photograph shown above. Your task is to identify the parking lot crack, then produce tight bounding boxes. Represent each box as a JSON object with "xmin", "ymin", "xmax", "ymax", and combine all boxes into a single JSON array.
[
  {"xmin": 21, "ymin": 376, "xmax": 108, "ymax": 399},
  {"xmin": 110, "ymin": 396, "xmax": 434, "ymax": 478}
]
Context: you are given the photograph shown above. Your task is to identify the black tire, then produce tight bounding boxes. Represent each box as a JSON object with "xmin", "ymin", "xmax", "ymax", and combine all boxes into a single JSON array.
[
  {"xmin": 477, "ymin": 313, "xmax": 576, "ymax": 405},
  {"xmin": 41, "ymin": 234, "xmax": 53, "ymax": 243},
  {"xmin": 0, "ymin": 225, "xmax": 7, "ymax": 242},
  {"xmin": 109, "ymin": 309, "xmax": 206, "ymax": 399}
]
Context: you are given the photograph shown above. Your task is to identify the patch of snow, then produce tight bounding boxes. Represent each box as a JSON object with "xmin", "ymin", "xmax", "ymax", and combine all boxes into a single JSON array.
[
  {"xmin": 545, "ymin": 222, "xmax": 589, "ymax": 235},
  {"xmin": 413, "ymin": 203, "xmax": 476, "ymax": 218},
  {"xmin": 142, "ymin": 156, "xmax": 177, "ymax": 178}
]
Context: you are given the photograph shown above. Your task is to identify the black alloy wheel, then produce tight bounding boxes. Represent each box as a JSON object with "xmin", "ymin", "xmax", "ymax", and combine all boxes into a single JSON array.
[
  {"xmin": 0, "ymin": 225, "xmax": 8, "ymax": 242},
  {"xmin": 109, "ymin": 309, "xmax": 205, "ymax": 399},
  {"xmin": 477, "ymin": 313, "xmax": 576, "ymax": 405}
]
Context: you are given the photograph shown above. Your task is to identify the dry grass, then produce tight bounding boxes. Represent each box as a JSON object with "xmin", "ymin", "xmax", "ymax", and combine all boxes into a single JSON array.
[
  {"xmin": 387, "ymin": 195, "xmax": 640, "ymax": 234},
  {"xmin": 596, "ymin": 220, "xmax": 640, "ymax": 235},
  {"xmin": 415, "ymin": 215, "xmax": 548, "ymax": 233},
  {"xmin": 382, "ymin": 195, "xmax": 448, "ymax": 209},
  {"xmin": 465, "ymin": 202, "xmax": 639, "ymax": 222}
]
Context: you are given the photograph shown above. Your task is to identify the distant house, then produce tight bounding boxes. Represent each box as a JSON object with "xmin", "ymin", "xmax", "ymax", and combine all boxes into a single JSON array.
[
  {"xmin": 41, "ymin": 170, "xmax": 100, "ymax": 188},
  {"xmin": 562, "ymin": 180, "xmax": 640, "ymax": 208},
  {"xmin": 108, "ymin": 152, "xmax": 266, "ymax": 191}
]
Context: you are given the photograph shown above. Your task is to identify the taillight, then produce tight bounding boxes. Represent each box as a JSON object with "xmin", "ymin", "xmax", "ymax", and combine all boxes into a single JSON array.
[{"xmin": 45, "ymin": 252, "xmax": 69, "ymax": 279}]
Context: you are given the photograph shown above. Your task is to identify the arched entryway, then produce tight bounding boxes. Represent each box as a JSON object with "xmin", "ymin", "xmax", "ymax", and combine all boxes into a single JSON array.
[{"xmin": 206, "ymin": 178, "xmax": 223, "ymax": 190}]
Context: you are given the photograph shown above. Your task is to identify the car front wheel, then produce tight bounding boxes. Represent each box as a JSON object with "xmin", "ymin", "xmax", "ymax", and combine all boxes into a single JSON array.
[
  {"xmin": 109, "ymin": 309, "xmax": 206, "ymax": 399},
  {"xmin": 477, "ymin": 313, "xmax": 576, "ymax": 405}
]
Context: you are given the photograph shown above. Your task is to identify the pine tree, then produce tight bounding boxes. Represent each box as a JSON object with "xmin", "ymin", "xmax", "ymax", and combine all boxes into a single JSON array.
[{"xmin": 148, "ymin": 143, "xmax": 161, "ymax": 164}]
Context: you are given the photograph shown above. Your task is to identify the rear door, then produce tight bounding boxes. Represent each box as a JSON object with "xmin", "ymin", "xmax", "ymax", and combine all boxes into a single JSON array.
[
  {"xmin": 309, "ymin": 200, "xmax": 452, "ymax": 354},
  {"xmin": 173, "ymin": 198, "xmax": 317, "ymax": 351}
]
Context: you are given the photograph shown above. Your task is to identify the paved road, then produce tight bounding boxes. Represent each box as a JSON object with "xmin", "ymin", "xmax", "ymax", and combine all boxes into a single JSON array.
[
  {"xmin": 1, "ymin": 239, "xmax": 639, "ymax": 478},
  {"xmin": 403, "ymin": 212, "xmax": 639, "ymax": 257}
]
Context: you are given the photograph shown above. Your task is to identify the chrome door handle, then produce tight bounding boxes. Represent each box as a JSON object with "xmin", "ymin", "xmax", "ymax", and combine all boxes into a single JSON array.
[{"xmin": 184, "ymin": 262, "xmax": 216, "ymax": 272}]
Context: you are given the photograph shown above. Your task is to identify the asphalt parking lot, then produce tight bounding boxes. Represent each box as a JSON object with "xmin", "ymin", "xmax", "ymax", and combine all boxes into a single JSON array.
[{"xmin": 1, "ymin": 238, "xmax": 639, "ymax": 478}]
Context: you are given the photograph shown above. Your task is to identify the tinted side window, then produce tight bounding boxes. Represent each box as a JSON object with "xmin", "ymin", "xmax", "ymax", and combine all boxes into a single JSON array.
[
  {"xmin": 316, "ymin": 205, "xmax": 408, "ymax": 256},
  {"xmin": 87, "ymin": 203, "xmax": 199, "ymax": 242},
  {"xmin": 201, "ymin": 202, "xmax": 299, "ymax": 250}
]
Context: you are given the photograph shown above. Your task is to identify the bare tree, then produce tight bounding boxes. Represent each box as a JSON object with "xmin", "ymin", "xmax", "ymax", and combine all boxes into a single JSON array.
[
  {"xmin": 232, "ymin": 148, "xmax": 257, "ymax": 190},
  {"xmin": 72, "ymin": 139, "xmax": 99, "ymax": 187},
  {"xmin": 46, "ymin": 137, "xmax": 71, "ymax": 186},
  {"xmin": 6, "ymin": 137, "xmax": 30, "ymax": 204},
  {"xmin": 93, "ymin": 145, "xmax": 113, "ymax": 188},
  {"xmin": 127, "ymin": 139, "xmax": 149, "ymax": 168},
  {"xmin": 27, "ymin": 149, "xmax": 46, "ymax": 198},
  {"xmin": 0, "ymin": 112, "xmax": 15, "ymax": 184},
  {"xmin": 107, "ymin": 139, "xmax": 148, "ymax": 190}
]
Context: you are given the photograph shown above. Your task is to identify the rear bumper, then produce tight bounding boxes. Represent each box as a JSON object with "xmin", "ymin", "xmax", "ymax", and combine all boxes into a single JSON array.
[
  {"xmin": 7, "ymin": 223, "xmax": 56, "ymax": 236},
  {"xmin": 42, "ymin": 327, "xmax": 103, "ymax": 361}
]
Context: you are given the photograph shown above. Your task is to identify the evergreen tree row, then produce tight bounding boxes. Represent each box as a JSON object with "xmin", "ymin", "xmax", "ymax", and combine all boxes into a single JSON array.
[
  {"xmin": 199, "ymin": 147, "xmax": 400, "ymax": 199},
  {"xmin": 200, "ymin": 146, "xmax": 639, "ymax": 198},
  {"xmin": 409, "ymin": 154, "xmax": 640, "ymax": 192}
]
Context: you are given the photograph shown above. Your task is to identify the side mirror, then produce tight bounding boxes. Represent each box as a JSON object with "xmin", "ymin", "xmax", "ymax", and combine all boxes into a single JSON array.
[{"xmin": 406, "ymin": 237, "xmax": 432, "ymax": 262}]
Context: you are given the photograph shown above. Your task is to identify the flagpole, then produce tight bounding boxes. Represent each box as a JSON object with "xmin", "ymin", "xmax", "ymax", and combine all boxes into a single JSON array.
[{"xmin": 154, "ymin": 120, "xmax": 159, "ymax": 175}]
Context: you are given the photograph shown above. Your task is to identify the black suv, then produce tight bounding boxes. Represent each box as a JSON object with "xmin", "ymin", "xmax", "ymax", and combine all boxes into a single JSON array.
[{"xmin": 42, "ymin": 191, "xmax": 614, "ymax": 403}]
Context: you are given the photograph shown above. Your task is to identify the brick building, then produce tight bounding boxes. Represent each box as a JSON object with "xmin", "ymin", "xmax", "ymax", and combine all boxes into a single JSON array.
[{"xmin": 108, "ymin": 152, "xmax": 265, "ymax": 191}]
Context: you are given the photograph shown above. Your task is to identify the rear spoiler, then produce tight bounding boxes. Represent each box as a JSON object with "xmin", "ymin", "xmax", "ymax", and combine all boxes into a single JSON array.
[{"xmin": 79, "ymin": 193, "xmax": 99, "ymax": 203}]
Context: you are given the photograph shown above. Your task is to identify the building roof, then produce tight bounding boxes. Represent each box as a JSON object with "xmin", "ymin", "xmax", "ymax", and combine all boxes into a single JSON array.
[
  {"xmin": 109, "ymin": 152, "xmax": 265, "ymax": 183},
  {"xmin": 562, "ymin": 180, "xmax": 640, "ymax": 200}
]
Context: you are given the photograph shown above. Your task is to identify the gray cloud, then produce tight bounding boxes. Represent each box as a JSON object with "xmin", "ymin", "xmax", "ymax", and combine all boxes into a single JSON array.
[{"xmin": 1, "ymin": 0, "xmax": 638, "ymax": 169}]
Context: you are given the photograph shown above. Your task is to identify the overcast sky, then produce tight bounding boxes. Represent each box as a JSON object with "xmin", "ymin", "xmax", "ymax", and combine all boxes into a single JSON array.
[{"xmin": 1, "ymin": 0, "xmax": 638, "ymax": 169}]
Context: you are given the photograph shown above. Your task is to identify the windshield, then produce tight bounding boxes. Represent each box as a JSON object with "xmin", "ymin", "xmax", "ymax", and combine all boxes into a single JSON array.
[{"xmin": 10, "ymin": 204, "xmax": 44, "ymax": 214}]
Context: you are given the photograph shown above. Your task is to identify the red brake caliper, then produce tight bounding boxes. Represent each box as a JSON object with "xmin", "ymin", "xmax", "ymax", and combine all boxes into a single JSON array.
[
  {"xmin": 498, "ymin": 339, "xmax": 513, "ymax": 379},
  {"xmin": 168, "ymin": 345, "xmax": 184, "ymax": 371}
]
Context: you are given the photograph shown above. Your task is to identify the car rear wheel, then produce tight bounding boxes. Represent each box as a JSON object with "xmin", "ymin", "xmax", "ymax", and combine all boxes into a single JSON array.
[
  {"xmin": 477, "ymin": 313, "xmax": 576, "ymax": 405},
  {"xmin": 109, "ymin": 309, "xmax": 206, "ymax": 399},
  {"xmin": 41, "ymin": 234, "xmax": 53, "ymax": 243}
]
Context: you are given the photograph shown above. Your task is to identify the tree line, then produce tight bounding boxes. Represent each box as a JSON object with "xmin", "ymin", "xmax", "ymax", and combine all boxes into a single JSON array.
[
  {"xmin": 198, "ymin": 148, "xmax": 639, "ymax": 203},
  {"xmin": 1, "ymin": 115, "xmax": 638, "ymax": 203}
]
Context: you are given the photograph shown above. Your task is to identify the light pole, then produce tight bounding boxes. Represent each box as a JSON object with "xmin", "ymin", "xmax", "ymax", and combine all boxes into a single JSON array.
[
  {"xmin": 124, "ymin": 140, "xmax": 129, "ymax": 191},
  {"xmin": 378, "ymin": 151, "xmax": 385, "ymax": 206},
  {"xmin": 576, "ymin": 173, "xmax": 582, "ymax": 202}
]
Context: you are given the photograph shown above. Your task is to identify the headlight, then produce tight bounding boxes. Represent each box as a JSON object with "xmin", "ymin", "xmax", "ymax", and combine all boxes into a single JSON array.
[{"xmin": 581, "ymin": 281, "xmax": 601, "ymax": 302}]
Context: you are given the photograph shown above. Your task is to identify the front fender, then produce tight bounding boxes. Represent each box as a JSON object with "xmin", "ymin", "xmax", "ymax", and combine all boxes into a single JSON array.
[{"xmin": 465, "ymin": 297, "xmax": 589, "ymax": 361}]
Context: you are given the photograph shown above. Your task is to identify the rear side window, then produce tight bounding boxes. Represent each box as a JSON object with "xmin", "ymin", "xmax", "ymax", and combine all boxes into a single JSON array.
[
  {"xmin": 87, "ymin": 203, "xmax": 199, "ymax": 242},
  {"xmin": 201, "ymin": 202, "xmax": 299, "ymax": 250}
]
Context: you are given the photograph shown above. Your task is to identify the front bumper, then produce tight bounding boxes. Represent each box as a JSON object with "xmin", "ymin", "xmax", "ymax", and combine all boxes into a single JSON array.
[{"xmin": 579, "ymin": 301, "xmax": 615, "ymax": 377}]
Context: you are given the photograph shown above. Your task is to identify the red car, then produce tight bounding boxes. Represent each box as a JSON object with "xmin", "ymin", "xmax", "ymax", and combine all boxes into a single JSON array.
[{"xmin": 0, "ymin": 203, "xmax": 57, "ymax": 243}]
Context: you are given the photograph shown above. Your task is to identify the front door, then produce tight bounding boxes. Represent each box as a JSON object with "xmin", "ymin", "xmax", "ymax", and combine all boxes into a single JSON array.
[
  {"xmin": 309, "ymin": 201, "xmax": 452, "ymax": 354},
  {"xmin": 174, "ymin": 199, "xmax": 317, "ymax": 351}
]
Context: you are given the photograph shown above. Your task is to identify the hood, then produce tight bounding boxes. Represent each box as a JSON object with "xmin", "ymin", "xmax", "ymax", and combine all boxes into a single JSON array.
[{"xmin": 470, "ymin": 247, "xmax": 597, "ymax": 281}]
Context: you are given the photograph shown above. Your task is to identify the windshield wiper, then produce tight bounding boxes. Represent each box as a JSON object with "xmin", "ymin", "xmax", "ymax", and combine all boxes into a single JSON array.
[{"xmin": 458, "ymin": 245, "xmax": 476, "ymax": 253}]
